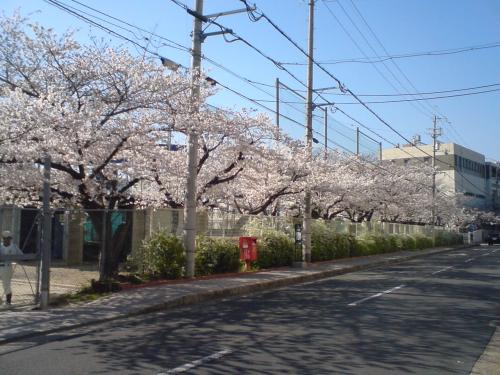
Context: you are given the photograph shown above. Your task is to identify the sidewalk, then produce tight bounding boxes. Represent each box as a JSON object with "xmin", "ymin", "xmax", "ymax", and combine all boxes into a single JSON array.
[{"xmin": 0, "ymin": 245, "xmax": 466, "ymax": 345}]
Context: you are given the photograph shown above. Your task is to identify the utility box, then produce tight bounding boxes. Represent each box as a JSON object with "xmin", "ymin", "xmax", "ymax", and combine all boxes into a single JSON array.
[{"xmin": 239, "ymin": 236, "xmax": 258, "ymax": 270}]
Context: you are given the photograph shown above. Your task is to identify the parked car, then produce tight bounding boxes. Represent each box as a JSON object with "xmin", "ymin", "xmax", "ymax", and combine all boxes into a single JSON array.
[{"xmin": 486, "ymin": 233, "xmax": 500, "ymax": 245}]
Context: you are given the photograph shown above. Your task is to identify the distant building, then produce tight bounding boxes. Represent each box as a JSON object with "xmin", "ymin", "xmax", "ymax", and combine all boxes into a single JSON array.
[{"xmin": 382, "ymin": 142, "xmax": 500, "ymax": 212}]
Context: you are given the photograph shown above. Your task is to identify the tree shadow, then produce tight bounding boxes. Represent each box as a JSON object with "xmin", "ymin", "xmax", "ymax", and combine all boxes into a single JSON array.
[{"xmin": 3, "ymin": 253, "xmax": 499, "ymax": 374}]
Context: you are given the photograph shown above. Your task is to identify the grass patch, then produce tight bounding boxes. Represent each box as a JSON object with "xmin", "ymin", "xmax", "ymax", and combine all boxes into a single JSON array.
[{"xmin": 50, "ymin": 285, "xmax": 110, "ymax": 307}]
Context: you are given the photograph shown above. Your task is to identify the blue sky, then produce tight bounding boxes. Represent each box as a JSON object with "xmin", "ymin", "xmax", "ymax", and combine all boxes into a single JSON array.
[{"xmin": 2, "ymin": 0, "xmax": 500, "ymax": 160}]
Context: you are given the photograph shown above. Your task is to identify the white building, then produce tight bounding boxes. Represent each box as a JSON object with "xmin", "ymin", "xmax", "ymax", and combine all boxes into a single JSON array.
[{"xmin": 382, "ymin": 142, "xmax": 499, "ymax": 212}]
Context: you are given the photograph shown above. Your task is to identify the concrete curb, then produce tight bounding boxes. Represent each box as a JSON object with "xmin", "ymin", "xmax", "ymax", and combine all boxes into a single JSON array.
[{"xmin": 0, "ymin": 245, "xmax": 468, "ymax": 345}]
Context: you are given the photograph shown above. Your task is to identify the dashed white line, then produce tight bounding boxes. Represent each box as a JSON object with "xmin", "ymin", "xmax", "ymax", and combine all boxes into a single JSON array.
[
  {"xmin": 158, "ymin": 349, "xmax": 233, "ymax": 374},
  {"xmin": 348, "ymin": 284, "xmax": 405, "ymax": 307},
  {"xmin": 431, "ymin": 266, "xmax": 453, "ymax": 275}
]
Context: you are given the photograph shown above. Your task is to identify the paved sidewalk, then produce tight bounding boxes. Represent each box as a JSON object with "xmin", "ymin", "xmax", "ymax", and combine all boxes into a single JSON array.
[
  {"xmin": 470, "ymin": 327, "xmax": 500, "ymax": 375},
  {"xmin": 0, "ymin": 245, "xmax": 465, "ymax": 345}
]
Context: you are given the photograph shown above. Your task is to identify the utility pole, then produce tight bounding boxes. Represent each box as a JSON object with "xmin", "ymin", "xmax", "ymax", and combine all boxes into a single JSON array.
[
  {"xmin": 303, "ymin": 0, "xmax": 315, "ymax": 264},
  {"xmin": 323, "ymin": 107, "xmax": 328, "ymax": 160},
  {"xmin": 430, "ymin": 115, "xmax": 442, "ymax": 230},
  {"xmin": 183, "ymin": 1, "xmax": 254, "ymax": 277},
  {"xmin": 276, "ymin": 78, "xmax": 280, "ymax": 131},
  {"xmin": 183, "ymin": 0, "xmax": 204, "ymax": 278},
  {"xmin": 356, "ymin": 127, "xmax": 360, "ymax": 156},
  {"xmin": 40, "ymin": 154, "xmax": 52, "ymax": 309},
  {"xmin": 379, "ymin": 142, "xmax": 383, "ymax": 162}
]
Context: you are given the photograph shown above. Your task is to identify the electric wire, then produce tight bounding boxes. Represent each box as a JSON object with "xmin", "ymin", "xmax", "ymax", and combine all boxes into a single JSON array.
[
  {"xmin": 234, "ymin": 0, "xmax": 492, "ymax": 196},
  {"xmin": 321, "ymin": 0, "xmax": 435, "ymax": 118},
  {"xmin": 283, "ymin": 42, "xmax": 500, "ymax": 65},
  {"xmin": 323, "ymin": 82, "xmax": 500, "ymax": 97},
  {"xmin": 345, "ymin": 0, "xmax": 449, "ymax": 118},
  {"xmin": 244, "ymin": 86, "xmax": 500, "ymax": 104}
]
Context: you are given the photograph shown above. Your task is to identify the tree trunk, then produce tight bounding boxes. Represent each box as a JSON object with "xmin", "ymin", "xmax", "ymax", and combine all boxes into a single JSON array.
[{"xmin": 88, "ymin": 210, "xmax": 132, "ymax": 281}]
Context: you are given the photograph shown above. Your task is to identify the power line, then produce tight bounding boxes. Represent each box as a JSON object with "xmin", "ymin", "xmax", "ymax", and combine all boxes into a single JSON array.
[
  {"xmin": 235, "ymin": 0, "xmax": 492, "ymax": 196},
  {"xmin": 64, "ymin": 0, "xmax": 191, "ymax": 52},
  {"xmin": 325, "ymin": 0, "xmax": 435, "ymax": 118},
  {"xmin": 282, "ymin": 42, "xmax": 500, "ymax": 65},
  {"xmin": 346, "ymin": 0, "xmax": 447, "ymax": 118},
  {"xmin": 233, "ymin": 1, "xmax": 488, "ymax": 197},
  {"xmin": 323, "ymin": 87, "xmax": 500, "ymax": 104},
  {"xmin": 44, "ymin": 0, "xmax": 163, "ymax": 57},
  {"xmin": 43, "ymin": 0, "xmax": 358, "ymax": 151},
  {"xmin": 324, "ymin": 82, "xmax": 500, "ymax": 97},
  {"xmin": 243, "ymin": 86, "xmax": 500, "ymax": 104}
]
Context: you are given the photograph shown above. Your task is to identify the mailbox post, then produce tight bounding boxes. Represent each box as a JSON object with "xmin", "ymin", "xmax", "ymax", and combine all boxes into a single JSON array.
[{"xmin": 239, "ymin": 237, "xmax": 258, "ymax": 271}]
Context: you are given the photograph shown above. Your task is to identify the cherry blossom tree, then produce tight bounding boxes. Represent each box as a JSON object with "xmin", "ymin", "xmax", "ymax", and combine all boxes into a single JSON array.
[
  {"xmin": 0, "ymin": 13, "xmax": 298, "ymax": 277},
  {"xmin": 0, "ymin": 13, "xmax": 210, "ymax": 278},
  {"xmin": 0, "ymin": 13, "xmax": 467, "ymax": 280}
]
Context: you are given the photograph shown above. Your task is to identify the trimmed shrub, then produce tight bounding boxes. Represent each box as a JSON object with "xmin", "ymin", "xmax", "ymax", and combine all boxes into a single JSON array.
[
  {"xmin": 387, "ymin": 234, "xmax": 401, "ymax": 251},
  {"xmin": 412, "ymin": 233, "xmax": 434, "ymax": 249},
  {"xmin": 334, "ymin": 233, "xmax": 357, "ymax": 259},
  {"xmin": 354, "ymin": 233, "xmax": 423, "ymax": 255},
  {"xmin": 434, "ymin": 231, "xmax": 464, "ymax": 246},
  {"xmin": 140, "ymin": 231, "xmax": 185, "ymax": 279},
  {"xmin": 353, "ymin": 240, "xmax": 372, "ymax": 256},
  {"xmin": 195, "ymin": 237, "xmax": 240, "ymax": 276},
  {"xmin": 401, "ymin": 234, "xmax": 417, "ymax": 250},
  {"xmin": 256, "ymin": 232, "xmax": 295, "ymax": 269},
  {"xmin": 311, "ymin": 221, "xmax": 355, "ymax": 261},
  {"xmin": 355, "ymin": 234, "xmax": 390, "ymax": 255},
  {"xmin": 311, "ymin": 221, "xmax": 333, "ymax": 261}
]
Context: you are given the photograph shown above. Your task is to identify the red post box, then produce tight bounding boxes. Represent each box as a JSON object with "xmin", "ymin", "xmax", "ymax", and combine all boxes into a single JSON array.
[{"xmin": 239, "ymin": 236, "xmax": 258, "ymax": 271}]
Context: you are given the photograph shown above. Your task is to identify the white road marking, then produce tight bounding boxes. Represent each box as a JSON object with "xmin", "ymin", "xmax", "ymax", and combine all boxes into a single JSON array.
[
  {"xmin": 158, "ymin": 349, "xmax": 233, "ymax": 374},
  {"xmin": 465, "ymin": 258, "xmax": 474, "ymax": 263},
  {"xmin": 431, "ymin": 266, "xmax": 453, "ymax": 275},
  {"xmin": 348, "ymin": 284, "xmax": 405, "ymax": 307}
]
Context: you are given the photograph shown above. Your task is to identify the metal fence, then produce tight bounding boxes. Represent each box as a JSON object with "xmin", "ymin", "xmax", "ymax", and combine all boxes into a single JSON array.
[{"xmin": 0, "ymin": 205, "xmax": 443, "ymax": 309}]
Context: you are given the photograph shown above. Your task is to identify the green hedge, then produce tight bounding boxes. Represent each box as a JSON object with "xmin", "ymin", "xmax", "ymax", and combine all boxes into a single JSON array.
[
  {"xmin": 412, "ymin": 233, "xmax": 434, "ymax": 249},
  {"xmin": 140, "ymin": 231, "xmax": 185, "ymax": 279},
  {"xmin": 353, "ymin": 233, "xmax": 431, "ymax": 256},
  {"xmin": 195, "ymin": 237, "xmax": 240, "ymax": 276},
  {"xmin": 311, "ymin": 221, "xmax": 356, "ymax": 261},
  {"xmin": 255, "ymin": 232, "xmax": 295, "ymax": 269},
  {"xmin": 137, "ymin": 225, "xmax": 463, "ymax": 278},
  {"xmin": 354, "ymin": 234, "xmax": 389, "ymax": 256},
  {"xmin": 434, "ymin": 231, "xmax": 464, "ymax": 246}
]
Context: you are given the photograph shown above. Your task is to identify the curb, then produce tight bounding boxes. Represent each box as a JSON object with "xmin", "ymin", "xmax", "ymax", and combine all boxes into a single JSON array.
[{"xmin": 0, "ymin": 245, "xmax": 468, "ymax": 345}]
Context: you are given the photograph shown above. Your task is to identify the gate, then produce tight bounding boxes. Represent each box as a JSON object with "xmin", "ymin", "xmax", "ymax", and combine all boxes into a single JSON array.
[{"xmin": 1, "ymin": 207, "xmax": 42, "ymax": 310}]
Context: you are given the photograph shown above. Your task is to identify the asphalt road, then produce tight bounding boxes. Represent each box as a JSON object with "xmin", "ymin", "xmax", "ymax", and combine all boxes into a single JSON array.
[{"xmin": 1, "ymin": 245, "xmax": 499, "ymax": 375}]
